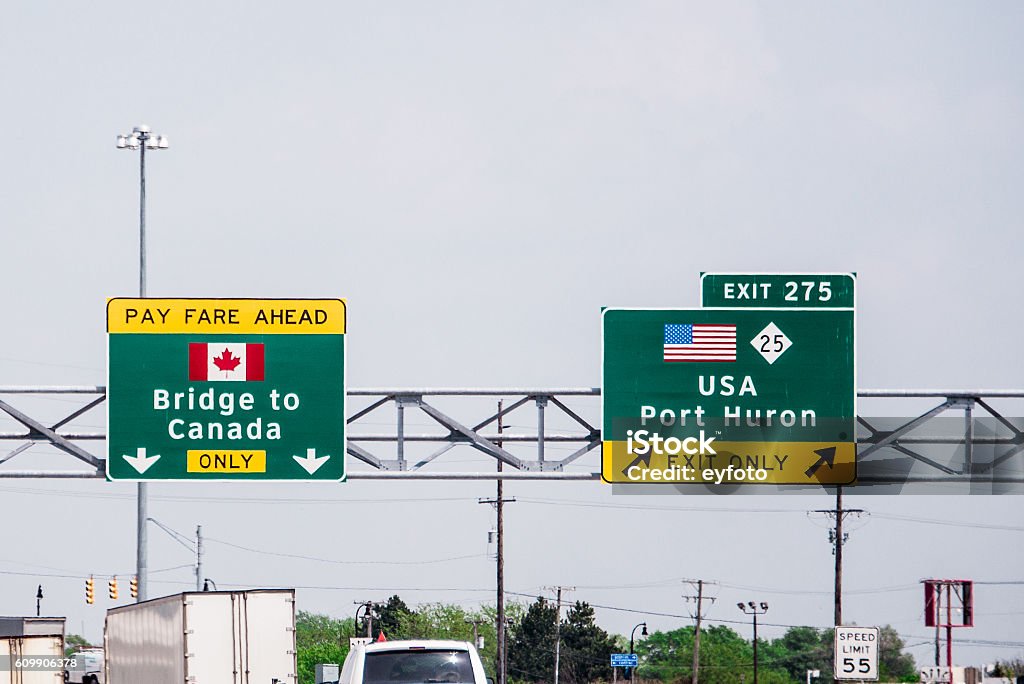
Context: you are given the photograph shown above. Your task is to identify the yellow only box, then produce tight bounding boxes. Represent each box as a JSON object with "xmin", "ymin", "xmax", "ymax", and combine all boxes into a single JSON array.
[
  {"xmin": 186, "ymin": 450, "xmax": 267, "ymax": 473},
  {"xmin": 107, "ymin": 298, "xmax": 346, "ymax": 334}
]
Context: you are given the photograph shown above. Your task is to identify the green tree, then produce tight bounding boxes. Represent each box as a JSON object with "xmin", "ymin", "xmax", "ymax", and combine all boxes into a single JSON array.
[
  {"xmin": 993, "ymin": 659, "xmax": 1024, "ymax": 677},
  {"xmin": 367, "ymin": 595, "xmax": 412, "ymax": 640},
  {"xmin": 764, "ymin": 626, "xmax": 829, "ymax": 682},
  {"xmin": 297, "ymin": 642, "xmax": 345, "ymax": 684},
  {"xmin": 559, "ymin": 602, "xmax": 616, "ymax": 684},
  {"xmin": 877, "ymin": 626, "xmax": 917, "ymax": 682},
  {"xmin": 295, "ymin": 611, "xmax": 357, "ymax": 684},
  {"xmin": 636, "ymin": 625, "xmax": 790, "ymax": 684},
  {"xmin": 64, "ymin": 634, "xmax": 92, "ymax": 656},
  {"xmin": 508, "ymin": 597, "xmax": 558, "ymax": 683},
  {"xmin": 398, "ymin": 603, "xmax": 475, "ymax": 641}
]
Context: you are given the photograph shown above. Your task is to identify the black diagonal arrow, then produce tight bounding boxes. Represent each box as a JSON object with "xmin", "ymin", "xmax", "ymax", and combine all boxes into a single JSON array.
[
  {"xmin": 621, "ymin": 452, "xmax": 652, "ymax": 477},
  {"xmin": 804, "ymin": 446, "xmax": 837, "ymax": 478}
]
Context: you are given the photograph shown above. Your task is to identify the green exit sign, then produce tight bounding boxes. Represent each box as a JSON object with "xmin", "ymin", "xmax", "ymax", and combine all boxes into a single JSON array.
[
  {"xmin": 601, "ymin": 307, "xmax": 855, "ymax": 485},
  {"xmin": 701, "ymin": 273, "xmax": 855, "ymax": 309},
  {"xmin": 106, "ymin": 298, "xmax": 346, "ymax": 481}
]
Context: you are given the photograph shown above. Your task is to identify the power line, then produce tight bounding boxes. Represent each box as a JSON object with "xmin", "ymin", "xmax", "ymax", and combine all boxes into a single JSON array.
[
  {"xmin": 718, "ymin": 581, "xmax": 918, "ymax": 596},
  {"xmin": 147, "ymin": 518, "xmax": 196, "ymax": 553},
  {"xmin": 0, "ymin": 486, "xmax": 478, "ymax": 505},
  {"xmin": 0, "ymin": 485, "xmax": 1021, "ymax": 533},
  {"xmin": 0, "ymin": 563, "xmax": 194, "ymax": 580},
  {"xmin": 204, "ymin": 537, "xmax": 488, "ymax": 566},
  {"xmin": 519, "ymin": 498, "xmax": 1024, "ymax": 532}
]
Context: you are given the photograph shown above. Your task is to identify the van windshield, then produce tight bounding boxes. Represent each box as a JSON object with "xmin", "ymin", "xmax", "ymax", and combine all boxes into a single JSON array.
[{"xmin": 363, "ymin": 650, "xmax": 474, "ymax": 684}]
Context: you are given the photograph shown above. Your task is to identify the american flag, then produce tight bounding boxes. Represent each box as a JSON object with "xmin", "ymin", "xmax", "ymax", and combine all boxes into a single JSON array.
[{"xmin": 664, "ymin": 323, "xmax": 737, "ymax": 362}]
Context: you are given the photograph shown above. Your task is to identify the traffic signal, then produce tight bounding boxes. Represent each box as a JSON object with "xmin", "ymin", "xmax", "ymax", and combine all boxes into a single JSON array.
[
  {"xmin": 108, "ymin": 576, "xmax": 118, "ymax": 600},
  {"xmin": 85, "ymin": 576, "xmax": 94, "ymax": 605},
  {"xmin": 130, "ymin": 576, "xmax": 138, "ymax": 599}
]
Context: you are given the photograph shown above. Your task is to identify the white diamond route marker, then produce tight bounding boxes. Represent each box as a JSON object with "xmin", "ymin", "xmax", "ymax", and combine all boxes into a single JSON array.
[{"xmin": 751, "ymin": 322, "xmax": 792, "ymax": 365}]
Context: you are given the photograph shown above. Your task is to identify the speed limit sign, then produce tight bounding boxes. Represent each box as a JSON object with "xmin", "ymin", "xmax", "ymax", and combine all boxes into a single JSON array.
[{"xmin": 834, "ymin": 626, "xmax": 879, "ymax": 680}]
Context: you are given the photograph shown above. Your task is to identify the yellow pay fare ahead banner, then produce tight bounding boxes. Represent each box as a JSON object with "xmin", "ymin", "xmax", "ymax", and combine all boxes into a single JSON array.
[
  {"xmin": 602, "ymin": 440, "xmax": 856, "ymax": 485},
  {"xmin": 108, "ymin": 298, "xmax": 346, "ymax": 334}
]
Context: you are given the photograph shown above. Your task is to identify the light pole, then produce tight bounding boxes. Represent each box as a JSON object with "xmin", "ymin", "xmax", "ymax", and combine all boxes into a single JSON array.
[
  {"xmin": 738, "ymin": 602, "xmax": 768, "ymax": 684},
  {"xmin": 629, "ymin": 622, "xmax": 647, "ymax": 683},
  {"xmin": 116, "ymin": 124, "xmax": 168, "ymax": 603}
]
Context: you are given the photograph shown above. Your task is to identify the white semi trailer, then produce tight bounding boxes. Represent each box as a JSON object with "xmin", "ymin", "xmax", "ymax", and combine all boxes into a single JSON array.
[
  {"xmin": 0, "ymin": 617, "xmax": 65, "ymax": 684},
  {"xmin": 104, "ymin": 590, "xmax": 296, "ymax": 684}
]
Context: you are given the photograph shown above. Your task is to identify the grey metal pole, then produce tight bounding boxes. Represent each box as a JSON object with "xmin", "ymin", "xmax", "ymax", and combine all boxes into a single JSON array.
[
  {"xmin": 752, "ymin": 611, "xmax": 758, "ymax": 684},
  {"xmin": 136, "ymin": 135, "xmax": 148, "ymax": 602},
  {"xmin": 139, "ymin": 134, "xmax": 147, "ymax": 296},
  {"xmin": 196, "ymin": 525, "xmax": 203, "ymax": 591},
  {"xmin": 553, "ymin": 587, "xmax": 562, "ymax": 684},
  {"xmin": 536, "ymin": 397, "xmax": 546, "ymax": 466},
  {"xmin": 496, "ymin": 401, "xmax": 506, "ymax": 684}
]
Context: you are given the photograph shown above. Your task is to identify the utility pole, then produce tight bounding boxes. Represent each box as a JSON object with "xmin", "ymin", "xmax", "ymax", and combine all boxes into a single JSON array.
[
  {"xmin": 35, "ymin": 585, "xmax": 43, "ymax": 617},
  {"xmin": 354, "ymin": 601, "xmax": 377, "ymax": 638},
  {"xmin": 542, "ymin": 586, "xmax": 574, "ymax": 684},
  {"xmin": 834, "ymin": 487, "xmax": 843, "ymax": 626},
  {"xmin": 683, "ymin": 579, "xmax": 716, "ymax": 684},
  {"xmin": 813, "ymin": 486, "xmax": 864, "ymax": 626},
  {"xmin": 479, "ymin": 401, "xmax": 515, "ymax": 684},
  {"xmin": 465, "ymin": 618, "xmax": 487, "ymax": 649},
  {"xmin": 195, "ymin": 525, "xmax": 204, "ymax": 591}
]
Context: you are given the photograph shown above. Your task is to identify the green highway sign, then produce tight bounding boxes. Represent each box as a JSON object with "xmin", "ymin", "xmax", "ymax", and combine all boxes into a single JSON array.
[
  {"xmin": 601, "ymin": 307, "xmax": 855, "ymax": 485},
  {"xmin": 701, "ymin": 272, "xmax": 855, "ymax": 309},
  {"xmin": 106, "ymin": 298, "xmax": 346, "ymax": 481}
]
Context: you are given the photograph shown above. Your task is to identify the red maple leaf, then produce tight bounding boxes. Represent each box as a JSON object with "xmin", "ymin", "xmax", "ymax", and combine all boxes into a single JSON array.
[{"xmin": 213, "ymin": 348, "xmax": 242, "ymax": 372}]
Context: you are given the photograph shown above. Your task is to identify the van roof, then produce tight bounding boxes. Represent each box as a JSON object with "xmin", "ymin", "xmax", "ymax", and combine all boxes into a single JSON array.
[{"xmin": 362, "ymin": 640, "xmax": 473, "ymax": 653}]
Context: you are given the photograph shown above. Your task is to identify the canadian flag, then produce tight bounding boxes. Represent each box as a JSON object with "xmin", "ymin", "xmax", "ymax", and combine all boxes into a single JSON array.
[{"xmin": 189, "ymin": 343, "xmax": 265, "ymax": 382}]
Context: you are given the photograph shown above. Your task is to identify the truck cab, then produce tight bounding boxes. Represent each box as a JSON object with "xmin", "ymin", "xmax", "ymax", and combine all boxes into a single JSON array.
[{"xmin": 339, "ymin": 641, "xmax": 488, "ymax": 684}]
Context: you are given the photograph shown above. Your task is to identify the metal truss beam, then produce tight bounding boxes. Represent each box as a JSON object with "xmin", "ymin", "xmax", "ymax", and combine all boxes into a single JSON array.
[{"xmin": 0, "ymin": 387, "xmax": 1021, "ymax": 483}]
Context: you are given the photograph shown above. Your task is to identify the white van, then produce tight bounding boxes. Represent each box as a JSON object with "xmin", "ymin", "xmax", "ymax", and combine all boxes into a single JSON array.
[
  {"xmin": 64, "ymin": 648, "xmax": 103, "ymax": 684},
  {"xmin": 339, "ymin": 641, "xmax": 489, "ymax": 684}
]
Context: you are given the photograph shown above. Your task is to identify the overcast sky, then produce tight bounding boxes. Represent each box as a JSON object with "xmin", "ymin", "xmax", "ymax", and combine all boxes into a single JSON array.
[{"xmin": 1, "ymin": 0, "xmax": 1022, "ymax": 670}]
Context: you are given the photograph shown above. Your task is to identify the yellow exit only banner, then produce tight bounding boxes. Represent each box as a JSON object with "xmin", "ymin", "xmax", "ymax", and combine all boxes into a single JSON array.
[{"xmin": 602, "ymin": 440, "xmax": 855, "ymax": 485}]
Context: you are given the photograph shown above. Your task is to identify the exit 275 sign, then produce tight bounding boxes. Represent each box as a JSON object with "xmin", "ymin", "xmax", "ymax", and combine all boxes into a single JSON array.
[{"xmin": 107, "ymin": 298, "xmax": 346, "ymax": 481}]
